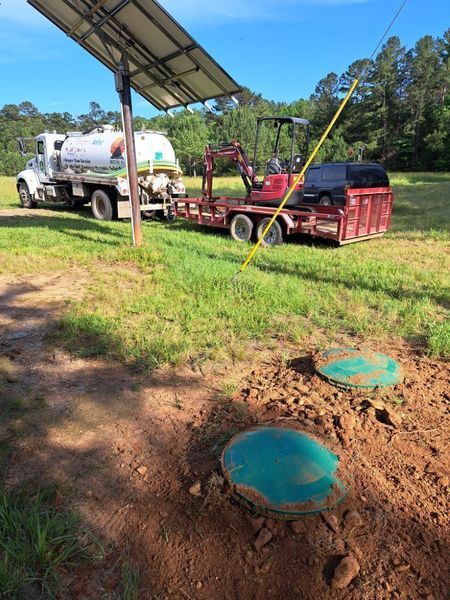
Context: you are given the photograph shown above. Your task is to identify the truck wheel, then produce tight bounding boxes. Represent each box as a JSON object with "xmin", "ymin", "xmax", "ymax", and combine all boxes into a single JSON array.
[
  {"xmin": 319, "ymin": 194, "xmax": 332, "ymax": 206},
  {"xmin": 18, "ymin": 182, "xmax": 37, "ymax": 209},
  {"xmin": 91, "ymin": 189, "xmax": 116, "ymax": 221},
  {"xmin": 230, "ymin": 214, "xmax": 253, "ymax": 242},
  {"xmin": 256, "ymin": 218, "xmax": 283, "ymax": 246}
]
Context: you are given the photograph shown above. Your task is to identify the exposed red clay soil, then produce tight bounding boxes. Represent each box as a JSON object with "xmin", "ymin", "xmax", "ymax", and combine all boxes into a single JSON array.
[{"xmin": 0, "ymin": 271, "xmax": 449, "ymax": 599}]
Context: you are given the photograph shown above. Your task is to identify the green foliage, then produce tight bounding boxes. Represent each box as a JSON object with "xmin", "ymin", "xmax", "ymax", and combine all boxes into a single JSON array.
[
  {"xmin": 0, "ymin": 488, "xmax": 87, "ymax": 598},
  {"xmin": 121, "ymin": 560, "xmax": 141, "ymax": 600},
  {"xmin": 166, "ymin": 111, "xmax": 209, "ymax": 175},
  {"xmin": 1, "ymin": 29, "xmax": 448, "ymax": 177}
]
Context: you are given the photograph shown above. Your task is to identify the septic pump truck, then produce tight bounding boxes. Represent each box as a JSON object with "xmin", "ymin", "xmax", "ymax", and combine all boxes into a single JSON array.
[
  {"xmin": 15, "ymin": 126, "xmax": 185, "ymax": 221},
  {"xmin": 173, "ymin": 115, "xmax": 394, "ymax": 246}
]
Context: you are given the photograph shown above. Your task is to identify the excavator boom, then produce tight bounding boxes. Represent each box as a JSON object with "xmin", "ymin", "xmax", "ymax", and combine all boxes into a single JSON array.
[{"xmin": 202, "ymin": 140, "xmax": 257, "ymax": 199}]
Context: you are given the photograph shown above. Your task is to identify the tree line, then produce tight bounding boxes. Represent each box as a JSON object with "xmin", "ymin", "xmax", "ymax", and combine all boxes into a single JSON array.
[{"xmin": 0, "ymin": 31, "xmax": 448, "ymax": 178}]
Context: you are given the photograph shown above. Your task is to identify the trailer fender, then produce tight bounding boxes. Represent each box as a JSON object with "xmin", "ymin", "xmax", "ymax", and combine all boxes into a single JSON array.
[
  {"xmin": 276, "ymin": 213, "xmax": 295, "ymax": 234},
  {"xmin": 16, "ymin": 169, "xmax": 41, "ymax": 196}
]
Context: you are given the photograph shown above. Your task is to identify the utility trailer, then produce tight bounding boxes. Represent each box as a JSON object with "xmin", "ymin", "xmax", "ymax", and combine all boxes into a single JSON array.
[
  {"xmin": 173, "ymin": 187, "xmax": 394, "ymax": 246},
  {"xmin": 177, "ymin": 116, "xmax": 394, "ymax": 246}
]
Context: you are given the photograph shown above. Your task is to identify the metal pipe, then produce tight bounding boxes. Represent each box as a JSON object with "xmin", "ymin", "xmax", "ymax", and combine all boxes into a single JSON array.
[{"xmin": 117, "ymin": 58, "xmax": 143, "ymax": 247}]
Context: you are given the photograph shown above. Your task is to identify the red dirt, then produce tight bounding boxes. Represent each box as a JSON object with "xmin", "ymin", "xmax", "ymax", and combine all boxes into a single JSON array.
[{"xmin": 0, "ymin": 271, "xmax": 449, "ymax": 599}]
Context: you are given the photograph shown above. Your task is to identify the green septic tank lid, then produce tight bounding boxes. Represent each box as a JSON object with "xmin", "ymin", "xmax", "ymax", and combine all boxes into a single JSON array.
[
  {"xmin": 221, "ymin": 427, "xmax": 348, "ymax": 519},
  {"xmin": 316, "ymin": 347, "xmax": 402, "ymax": 390}
]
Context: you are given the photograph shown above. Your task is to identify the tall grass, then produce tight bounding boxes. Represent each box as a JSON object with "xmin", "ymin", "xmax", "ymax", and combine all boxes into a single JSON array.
[
  {"xmin": 0, "ymin": 174, "xmax": 449, "ymax": 362},
  {"xmin": 0, "ymin": 488, "xmax": 86, "ymax": 598}
]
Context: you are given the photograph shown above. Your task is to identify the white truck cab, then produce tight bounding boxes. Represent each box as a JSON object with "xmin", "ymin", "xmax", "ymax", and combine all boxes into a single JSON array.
[{"xmin": 17, "ymin": 133, "xmax": 66, "ymax": 207}]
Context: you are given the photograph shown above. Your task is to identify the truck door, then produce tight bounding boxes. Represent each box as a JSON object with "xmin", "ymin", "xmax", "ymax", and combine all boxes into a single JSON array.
[{"xmin": 36, "ymin": 140, "xmax": 48, "ymax": 180}]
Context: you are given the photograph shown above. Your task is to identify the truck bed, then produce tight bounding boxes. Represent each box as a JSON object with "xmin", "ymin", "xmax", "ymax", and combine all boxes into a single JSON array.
[{"xmin": 51, "ymin": 171, "xmax": 119, "ymax": 185}]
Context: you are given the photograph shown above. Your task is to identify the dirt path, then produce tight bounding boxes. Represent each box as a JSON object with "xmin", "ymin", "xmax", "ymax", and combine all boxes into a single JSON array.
[{"xmin": 0, "ymin": 271, "xmax": 448, "ymax": 599}]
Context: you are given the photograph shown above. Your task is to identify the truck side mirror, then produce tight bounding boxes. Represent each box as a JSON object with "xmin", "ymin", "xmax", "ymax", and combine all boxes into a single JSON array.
[{"xmin": 17, "ymin": 138, "xmax": 26, "ymax": 156}]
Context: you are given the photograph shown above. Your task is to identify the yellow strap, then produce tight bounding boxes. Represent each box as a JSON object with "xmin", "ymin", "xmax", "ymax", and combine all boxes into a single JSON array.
[{"xmin": 238, "ymin": 77, "xmax": 360, "ymax": 274}]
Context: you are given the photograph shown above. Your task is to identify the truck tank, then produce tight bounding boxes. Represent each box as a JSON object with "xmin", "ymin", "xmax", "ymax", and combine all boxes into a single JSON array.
[{"xmin": 60, "ymin": 127, "xmax": 179, "ymax": 178}]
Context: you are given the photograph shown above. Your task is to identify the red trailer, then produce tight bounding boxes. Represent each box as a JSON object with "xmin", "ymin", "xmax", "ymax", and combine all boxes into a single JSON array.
[
  {"xmin": 174, "ymin": 116, "xmax": 394, "ymax": 246},
  {"xmin": 173, "ymin": 187, "xmax": 393, "ymax": 246}
]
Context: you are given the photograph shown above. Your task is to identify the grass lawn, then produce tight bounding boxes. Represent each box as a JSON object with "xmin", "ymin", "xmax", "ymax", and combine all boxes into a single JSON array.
[{"xmin": 0, "ymin": 173, "xmax": 449, "ymax": 364}]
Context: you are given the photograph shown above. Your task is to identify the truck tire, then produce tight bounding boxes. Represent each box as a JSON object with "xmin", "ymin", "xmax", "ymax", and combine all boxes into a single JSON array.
[
  {"xmin": 319, "ymin": 194, "xmax": 332, "ymax": 206},
  {"xmin": 256, "ymin": 218, "xmax": 283, "ymax": 246},
  {"xmin": 91, "ymin": 189, "xmax": 116, "ymax": 221},
  {"xmin": 230, "ymin": 214, "xmax": 253, "ymax": 242},
  {"xmin": 18, "ymin": 182, "xmax": 37, "ymax": 209}
]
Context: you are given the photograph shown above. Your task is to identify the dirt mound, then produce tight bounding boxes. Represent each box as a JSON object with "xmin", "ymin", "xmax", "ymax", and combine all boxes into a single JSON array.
[{"xmin": 226, "ymin": 346, "xmax": 449, "ymax": 598}]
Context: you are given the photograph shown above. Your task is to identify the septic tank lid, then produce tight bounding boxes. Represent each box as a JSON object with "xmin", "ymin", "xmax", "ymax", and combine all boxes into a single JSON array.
[
  {"xmin": 221, "ymin": 427, "xmax": 348, "ymax": 519},
  {"xmin": 315, "ymin": 347, "xmax": 402, "ymax": 390}
]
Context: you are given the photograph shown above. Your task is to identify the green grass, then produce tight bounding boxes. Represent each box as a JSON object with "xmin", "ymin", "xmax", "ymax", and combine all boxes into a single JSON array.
[
  {"xmin": 0, "ymin": 173, "xmax": 449, "ymax": 363},
  {"xmin": 121, "ymin": 560, "xmax": 141, "ymax": 600},
  {"xmin": 0, "ymin": 488, "xmax": 87, "ymax": 598}
]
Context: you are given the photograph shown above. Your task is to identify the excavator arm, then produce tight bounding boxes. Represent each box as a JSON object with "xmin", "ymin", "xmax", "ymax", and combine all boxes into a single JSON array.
[{"xmin": 202, "ymin": 140, "xmax": 258, "ymax": 199}]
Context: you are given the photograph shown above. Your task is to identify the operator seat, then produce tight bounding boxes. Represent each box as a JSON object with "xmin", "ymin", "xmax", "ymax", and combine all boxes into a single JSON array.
[{"xmin": 266, "ymin": 155, "xmax": 283, "ymax": 176}]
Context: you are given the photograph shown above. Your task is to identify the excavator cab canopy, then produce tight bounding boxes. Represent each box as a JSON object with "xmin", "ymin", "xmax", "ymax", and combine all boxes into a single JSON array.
[{"xmin": 252, "ymin": 116, "xmax": 310, "ymax": 183}]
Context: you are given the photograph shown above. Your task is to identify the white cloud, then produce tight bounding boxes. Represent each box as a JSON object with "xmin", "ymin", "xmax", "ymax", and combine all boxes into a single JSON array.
[{"xmin": 163, "ymin": 0, "xmax": 370, "ymax": 24}]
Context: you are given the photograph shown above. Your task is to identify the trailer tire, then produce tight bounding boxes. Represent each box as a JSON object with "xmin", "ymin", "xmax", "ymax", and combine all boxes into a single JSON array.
[
  {"xmin": 256, "ymin": 218, "xmax": 283, "ymax": 246},
  {"xmin": 230, "ymin": 214, "xmax": 253, "ymax": 242},
  {"xmin": 18, "ymin": 182, "xmax": 37, "ymax": 209},
  {"xmin": 91, "ymin": 189, "xmax": 116, "ymax": 221}
]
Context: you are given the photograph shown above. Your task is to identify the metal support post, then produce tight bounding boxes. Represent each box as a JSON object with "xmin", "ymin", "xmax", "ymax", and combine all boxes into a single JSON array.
[{"xmin": 116, "ymin": 57, "xmax": 143, "ymax": 247}]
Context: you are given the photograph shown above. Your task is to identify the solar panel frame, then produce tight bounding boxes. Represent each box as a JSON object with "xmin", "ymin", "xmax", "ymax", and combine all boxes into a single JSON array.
[{"xmin": 27, "ymin": 0, "xmax": 242, "ymax": 111}]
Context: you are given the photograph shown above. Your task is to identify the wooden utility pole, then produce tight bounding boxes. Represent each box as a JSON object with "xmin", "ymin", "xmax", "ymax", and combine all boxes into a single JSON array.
[{"xmin": 115, "ymin": 57, "xmax": 143, "ymax": 247}]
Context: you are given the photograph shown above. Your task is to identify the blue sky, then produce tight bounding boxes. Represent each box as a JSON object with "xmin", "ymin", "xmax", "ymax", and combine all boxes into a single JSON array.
[{"xmin": 0, "ymin": 0, "xmax": 448, "ymax": 118}]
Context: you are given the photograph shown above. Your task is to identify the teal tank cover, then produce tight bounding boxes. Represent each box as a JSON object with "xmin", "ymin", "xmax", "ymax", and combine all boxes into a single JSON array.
[
  {"xmin": 222, "ymin": 427, "xmax": 348, "ymax": 519},
  {"xmin": 316, "ymin": 347, "xmax": 402, "ymax": 389}
]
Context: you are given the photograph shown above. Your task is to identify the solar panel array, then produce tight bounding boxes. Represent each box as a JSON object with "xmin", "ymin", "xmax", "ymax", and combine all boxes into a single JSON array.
[{"xmin": 28, "ymin": 0, "xmax": 241, "ymax": 111}]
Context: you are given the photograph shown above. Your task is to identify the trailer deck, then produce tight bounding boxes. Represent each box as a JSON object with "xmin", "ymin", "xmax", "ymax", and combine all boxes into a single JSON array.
[{"xmin": 173, "ymin": 187, "xmax": 394, "ymax": 245}]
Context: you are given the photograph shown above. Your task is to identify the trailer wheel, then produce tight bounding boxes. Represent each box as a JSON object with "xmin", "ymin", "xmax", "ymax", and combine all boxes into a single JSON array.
[
  {"xmin": 18, "ymin": 182, "xmax": 37, "ymax": 209},
  {"xmin": 91, "ymin": 189, "xmax": 116, "ymax": 221},
  {"xmin": 257, "ymin": 218, "xmax": 283, "ymax": 246},
  {"xmin": 230, "ymin": 214, "xmax": 254, "ymax": 242}
]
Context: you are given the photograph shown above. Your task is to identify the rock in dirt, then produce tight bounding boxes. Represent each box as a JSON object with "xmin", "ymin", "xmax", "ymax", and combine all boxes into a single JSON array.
[
  {"xmin": 393, "ymin": 563, "xmax": 410, "ymax": 573},
  {"xmin": 248, "ymin": 516, "xmax": 266, "ymax": 534},
  {"xmin": 290, "ymin": 521, "xmax": 306, "ymax": 535},
  {"xmin": 366, "ymin": 398, "xmax": 385, "ymax": 411},
  {"xmin": 331, "ymin": 555, "xmax": 360, "ymax": 589},
  {"xmin": 380, "ymin": 406, "xmax": 402, "ymax": 428},
  {"xmin": 344, "ymin": 510, "xmax": 363, "ymax": 530},
  {"xmin": 136, "ymin": 465, "xmax": 148, "ymax": 476},
  {"xmin": 339, "ymin": 412, "xmax": 356, "ymax": 434},
  {"xmin": 103, "ymin": 573, "xmax": 121, "ymax": 591},
  {"xmin": 260, "ymin": 560, "xmax": 273, "ymax": 574},
  {"xmin": 295, "ymin": 384, "xmax": 310, "ymax": 395},
  {"xmin": 254, "ymin": 527, "xmax": 272, "ymax": 551},
  {"xmin": 322, "ymin": 512, "xmax": 339, "ymax": 533},
  {"xmin": 189, "ymin": 481, "xmax": 202, "ymax": 496}
]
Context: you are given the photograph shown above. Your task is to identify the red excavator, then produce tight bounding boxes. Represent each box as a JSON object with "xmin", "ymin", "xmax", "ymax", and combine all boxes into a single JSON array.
[{"xmin": 202, "ymin": 116, "xmax": 310, "ymax": 207}]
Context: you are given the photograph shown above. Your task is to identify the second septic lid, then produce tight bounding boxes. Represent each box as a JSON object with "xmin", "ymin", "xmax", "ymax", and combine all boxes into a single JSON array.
[
  {"xmin": 221, "ymin": 427, "xmax": 348, "ymax": 519},
  {"xmin": 316, "ymin": 347, "xmax": 402, "ymax": 390}
]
